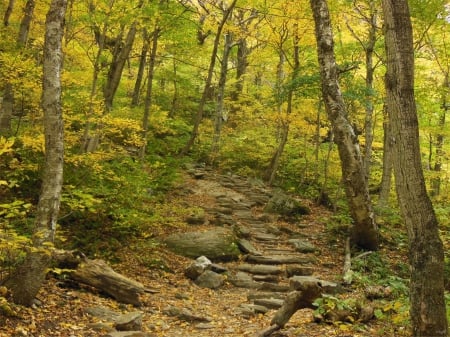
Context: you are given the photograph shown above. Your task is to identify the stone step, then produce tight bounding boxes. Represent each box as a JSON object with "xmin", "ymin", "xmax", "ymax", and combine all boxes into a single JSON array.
[
  {"xmin": 253, "ymin": 298, "xmax": 284, "ymax": 310},
  {"xmin": 252, "ymin": 274, "xmax": 279, "ymax": 283},
  {"xmin": 251, "ymin": 233, "xmax": 279, "ymax": 242},
  {"xmin": 247, "ymin": 292, "xmax": 287, "ymax": 301},
  {"xmin": 246, "ymin": 254, "xmax": 316, "ymax": 265},
  {"xmin": 237, "ymin": 264, "xmax": 284, "ymax": 275}
]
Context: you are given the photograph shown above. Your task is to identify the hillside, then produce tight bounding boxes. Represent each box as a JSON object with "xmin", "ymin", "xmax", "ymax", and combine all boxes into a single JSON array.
[{"xmin": 0, "ymin": 167, "xmax": 409, "ymax": 337}]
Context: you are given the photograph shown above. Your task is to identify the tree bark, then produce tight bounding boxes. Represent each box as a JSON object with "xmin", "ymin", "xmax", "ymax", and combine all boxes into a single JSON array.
[
  {"xmin": 0, "ymin": 83, "xmax": 14, "ymax": 136},
  {"xmin": 310, "ymin": 0, "xmax": 379, "ymax": 250},
  {"xmin": 131, "ymin": 29, "xmax": 149, "ymax": 107},
  {"xmin": 140, "ymin": 27, "xmax": 160, "ymax": 158},
  {"xmin": 210, "ymin": 32, "xmax": 233, "ymax": 161},
  {"xmin": 378, "ymin": 107, "xmax": 393, "ymax": 206},
  {"xmin": 382, "ymin": 0, "xmax": 448, "ymax": 335},
  {"xmin": 4, "ymin": 0, "xmax": 67, "ymax": 306},
  {"xmin": 104, "ymin": 21, "xmax": 139, "ymax": 111},
  {"xmin": 3, "ymin": 0, "xmax": 15, "ymax": 26},
  {"xmin": 17, "ymin": 0, "xmax": 35, "ymax": 46}
]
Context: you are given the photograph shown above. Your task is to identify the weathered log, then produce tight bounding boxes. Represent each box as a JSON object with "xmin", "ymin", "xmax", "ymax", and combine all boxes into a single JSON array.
[
  {"xmin": 258, "ymin": 279, "xmax": 323, "ymax": 337},
  {"xmin": 70, "ymin": 259, "xmax": 147, "ymax": 306},
  {"xmin": 52, "ymin": 250, "xmax": 157, "ymax": 306}
]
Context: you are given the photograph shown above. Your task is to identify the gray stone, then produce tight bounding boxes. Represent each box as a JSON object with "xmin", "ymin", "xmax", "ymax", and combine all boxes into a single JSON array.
[
  {"xmin": 114, "ymin": 311, "xmax": 143, "ymax": 331},
  {"xmin": 229, "ymin": 272, "xmax": 262, "ymax": 289},
  {"xmin": 246, "ymin": 254, "xmax": 316, "ymax": 265},
  {"xmin": 237, "ymin": 304, "xmax": 269, "ymax": 317},
  {"xmin": 163, "ymin": 228, "xmax": 240, "ymax": 262},
  {"xmin": 286, "ymin": 265, "xmax": 314, "ymax": 277},
  {"xmin": 185, "ymin": 256, "xmax": 212, "ymax": 280},
  {"xmin": 163, "ymin": 306, "xmax": 211, "ymax": 323},
  {"xmin": 194, "ymin": 270, "xmax": 224, "ymax": 289},
  {"xmin": 288, "ymin": 239, "xmax": 318, "ymax": 253},
  {"xmin": 237, "ymin": 264, "xmax": 283, "ymax": 275},
  {"xmin": 264, "ymin": 190, "xmax": 310, "ymax": 217},
  {"xmin": 247, "ymin": 292, "xmax": 286, "ymax": 300},
  {"xmin": 237, "ymin": 239, "xmax": 261, "ymax": 255},
  {"xmin": 253, "ymin": 298, "xmax": 284, "ymax": 309},
  {"xmin": 85, "ymin": 306, "xmax": 121, "ymax": 321}
]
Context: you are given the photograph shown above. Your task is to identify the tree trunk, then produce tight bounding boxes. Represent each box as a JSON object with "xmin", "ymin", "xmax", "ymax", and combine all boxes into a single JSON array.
[
  {"xmin": 140, "ymin": 27, "xmax": 160, "ymax": 158},
  {"xmin": 4, "ymin": 0, "xmax": 67, "ymax": 306},
  {"xmin": 378, "ymin": 108, "xmax": 393, "ymax": 206},
  {"xmin": 3, "ymin": 0, "xmax": 15, "ymax": 26},
  {"xmin": 168, "ymin": 57, "xmax": 178, "ymax": 118},
  {"xmin": 210, "ymin": 32, "xmax": 233, "ymax": 162},
  {"xmin": 180, "ymin": 0, "xmax": 238, "ymax": 156},
  {"xmin": 382, "ymin": 0, "xmax": 448, "ymax": 335},
  {"xmin": 131, "ymin": 29, "xmax": 149, "ymax": 107},
  {"xmin": 17, "ymin": 0, "xmax": 35, "ymax": 46},
  {"xmin": 310, "ymin": 0, "xmax": 379, "ymax": 250},
  {"xmin": 104, "ymin": 21, "xmax": 138, "ymax": 111}
]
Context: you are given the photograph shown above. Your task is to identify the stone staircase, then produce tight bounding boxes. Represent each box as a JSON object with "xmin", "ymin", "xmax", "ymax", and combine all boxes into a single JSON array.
[{"xmin": 186, "ymin": 167, "xmax": 336, "ymax": 318}]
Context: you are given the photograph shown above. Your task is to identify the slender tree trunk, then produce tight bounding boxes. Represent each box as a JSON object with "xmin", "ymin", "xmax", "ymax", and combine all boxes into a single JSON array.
[
  {"xmin": 310, "ymin": 0, "xmax": 379, "ymax": 250},
  {"xmin": 4, "ymin": 0, "xmax": 67, "ymax": 305},
  {"xmin": 140, "ymin": 27, "xmax": 160, "ymax": 158},
  {"xmin": 3, "ymin": 0, "xmax": 15, "ymax": 26},
  {"xmin": 17, "ymin": 0, "xmax": 35, "ymax": 45},
  {"xmin": 180, "ymin": 0, "xmax": 238, "ymax": 156},
  {"xmin": 265, "ymin": 30, "xmax": 300, "ymax": 185},
  {"xmin": 210, "ymin": 32, "xmax": 233, "ymax": 162},
  {"xmin": 382, "ymin": 0, "xmax": 448, "ymax": 335},
  {"xmin": 430, "ymin": 74, "xmax": 448, "ymax": 196},
  {"xmin": 131, "ymin": 29, "xmax": 149, "ymax": 107},
  {"xmin": 168, "ymin": 57, "xmax": 178, "ymax": 118},
  {"xmin": 378, "ymin": 108, "xmax": 393, "ymax": 206},
  {"xmin": 104, "ymin": 21, "xmax": 138, "ymax": 111},
  {"xmin": 232, "ymin": 38, "xmax": 249, "ymax": 101}
]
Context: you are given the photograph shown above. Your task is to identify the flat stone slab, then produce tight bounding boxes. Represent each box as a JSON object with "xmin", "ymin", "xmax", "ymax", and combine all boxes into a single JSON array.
[
  {"xmin": 252, "ymin": 232, "xmax": 279, "ymax": 242},
  {"xmin": 229, "ymin": 272, "xmax": 262, "ymax": 289},
  {"xmin": 246, "ymin": 254, "xmax": 316, "ymax": 265},
  {"xmin": 238, "ymin": 264, "xmax": 284, "ymax": 275},
  {"xmin": 288, "ymin": 239, "xmax": 318, "ymax": 253},
  {"xmin": 237, "ymin": 239, "xmax": 261, "ymax": 255},
  {"xmin": 237, "ymin": 304, "xmax": 269, "ymax": 317},
  {"xmin": 253, "ymin": 298, "xmax": 284, "ymax": 309},
  {"xmin": 286, "ymin": 265, "xmax": 314, "ymax": 277},
  {"xmin": 247, "ymin": 292, "xmax": 287, "ymax": 300}
]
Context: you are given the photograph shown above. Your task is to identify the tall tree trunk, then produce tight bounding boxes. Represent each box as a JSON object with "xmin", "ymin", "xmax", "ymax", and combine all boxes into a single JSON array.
[
  {"xmin": 378, "ymin": 108, "xmax": 393, "ymax": 206},
  {"xmin": 180, "ymin": 0, "xmax": 238, "ymax": 156},
  {"xmin": 17, "ymin": 0, "xmax": 35, "ymax": 45},
  {"xmin": 310, "ymin": 0, "xmax": 379, "ymax": 250},
  {"xmin": 4, "ymin": 0, "xmax": 67, "ymax": 305},
  {"xmin": 382, "ymin": 0, "xmax": 448, "ymax": 335},
  {"xmin": 430, "ymin": 74, "xmax": 448, "ymax": 196},
  {"xmin": 232, "ymin": 38, "xmax": 249, "ymax": 101},
  {"xmin": 104, "ymin": 21, "xmax": 138, "ymax": 111},
  {"xmin": 265, "ymin": 29, "xmax": 300, "ymax": 185},
  {"xmin": 131, "ymin": 29, "xmax": 149, "ymax": 107},
  {"xmin": 3, "ymin": 0, "xmax": 15, "ymax": 26},
  {"xmin": 140, "ymin": 27, "xmax": 160, "ymax": 158},
  {"xmin": 210, "ymin": 32, "xmax": 233, "ymax": 162},
  {"xmin": 168, "ymin": 57, "xmax": 178, "ymax": 118}
]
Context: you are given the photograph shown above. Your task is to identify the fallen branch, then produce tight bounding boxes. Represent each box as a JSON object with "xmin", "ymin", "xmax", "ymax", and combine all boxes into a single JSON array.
[{"xmin": 257, "ymin": 279, "xmax": 323, "ymax": 337}]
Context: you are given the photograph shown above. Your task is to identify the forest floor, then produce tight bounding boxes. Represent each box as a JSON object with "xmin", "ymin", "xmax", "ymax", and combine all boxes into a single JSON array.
[{"xmin": 0, "ymin": 169, "xmax": 411, "ymax": 337}]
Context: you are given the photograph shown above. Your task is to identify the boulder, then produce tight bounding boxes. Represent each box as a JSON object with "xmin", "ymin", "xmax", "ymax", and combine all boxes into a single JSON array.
[
  {"xmin": 264, "ymin": 190, "xmax": 310, "ymax": 217},
  {"xmin": 194, "ymin": 270, "xmax": 224, "ymax": 289},
  {"xmin": 184, "ymin": 256, "xmax": 212, "ymax": 280},
  {"xmin": 163, "ymin": 228, "xmax": 240, "ymax": 262}
]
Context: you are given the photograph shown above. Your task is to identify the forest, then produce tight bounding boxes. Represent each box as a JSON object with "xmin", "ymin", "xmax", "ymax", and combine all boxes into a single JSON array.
[{"xmin": 0, "ymin": 0, "xmax": 450, "ymax": 336}]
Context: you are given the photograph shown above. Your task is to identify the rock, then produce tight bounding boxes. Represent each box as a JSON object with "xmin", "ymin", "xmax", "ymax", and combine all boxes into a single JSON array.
[
  {"xmin": 253, "ymin": 298, "xmax": 285, "ymax": 309},
  {"xmin": 237, "ymin": 239, "xmax": 261, "ymax": 255},
  {"xmin": 85, "ymin": 306, "xmax": 121, "ymax": 321},
  {"xmin": 251, "ymin": 232, "xmax": 279, "ymax": 242},
  {"xmin": 288, "ymin": 239, "xmax": 318, "ymax": 253},
  {"xmin": 163, "ymin": 306, "xmax": 211, "ymax": 323},
  {"xmin": 246, "ymin": 254, "xmax": 316, "ymax": 265},
  {"xmin": 184, "ymin": 256, "xmax": 212, "ymax": 280},
  {"xmin": 252, "ymin": 274, "xmax": 279, "ymax": 282},
  {"xmin": 194, "ymin": 270, "xmax": 224, "ymax": 289},
  {"xmin": 101, "ymin": 332, "xmax": 155, "ymax": 337},
  {"xmin": 237, "ymin": 304, "xmax": 270, "ymax": 317},
  {"xmin": 163, "ymin": 228, "xmax": 241, "ymax": 262},
  {"xmin": 229, "ymin": 272, "xmax": 262, "ymax": 289},
  {"xmin": 238, "ymin": 264, "xmax": 283, "ymax": 275},
  {"xmin": 264, "ymin": 190, "xmax": 310, "ymax": 217},
  {"xmin": 285, "ymin": 265, "xmax": 314, "ymax": 277},
  {"xmin": 210, "ymin": 263, "xmax": 228, "ymax": 273},
  {"xmin": 247, "ymin": 292, "xmax": 286, "ymax": 300},
  {"xmin": 114, "ymin": 311, "xmax": 143, "ymax": 331}
]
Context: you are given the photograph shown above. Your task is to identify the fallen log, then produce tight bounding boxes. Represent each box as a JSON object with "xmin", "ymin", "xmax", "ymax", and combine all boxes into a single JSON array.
[
  {"xmin": 52, "ymin": 250, "xmax": 157, "ymax": 306},
  {"xmin": 257, "ymin": 278, "xmax": 323, "ymax": 337}
]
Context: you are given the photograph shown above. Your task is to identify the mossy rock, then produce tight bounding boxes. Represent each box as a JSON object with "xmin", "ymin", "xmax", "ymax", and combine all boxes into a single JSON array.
[
  {"xmin": 163, "ymin": 228, "xmax": 240, "ymax": 262},
  {"xmin": 264, "ymin": 190, "xmax": 310, "ymax": 217}
]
